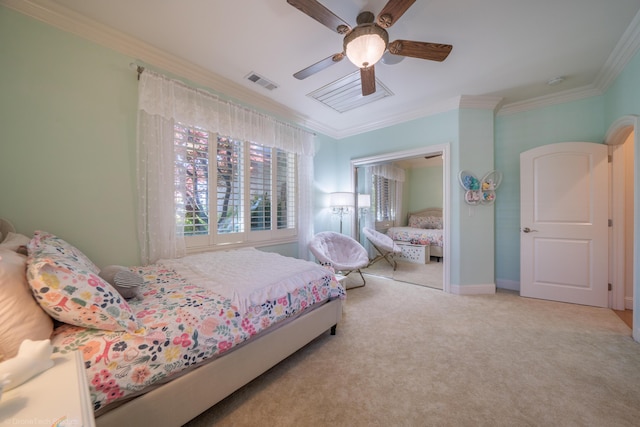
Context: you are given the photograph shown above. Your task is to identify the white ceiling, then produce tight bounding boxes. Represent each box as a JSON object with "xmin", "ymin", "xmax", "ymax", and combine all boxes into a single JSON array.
[{"xmin": 12, "ymin": 0, "xmax": 640, "ymax": 139}]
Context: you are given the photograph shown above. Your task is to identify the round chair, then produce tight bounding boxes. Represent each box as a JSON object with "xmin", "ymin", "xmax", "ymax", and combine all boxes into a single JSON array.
[
  {"xmin": 308, "ymin": 231, "xmax": 369, "ymax": 288},
  {"xmin": 362, "ymin": 227, "xmax": 402, "ymax": 271}
]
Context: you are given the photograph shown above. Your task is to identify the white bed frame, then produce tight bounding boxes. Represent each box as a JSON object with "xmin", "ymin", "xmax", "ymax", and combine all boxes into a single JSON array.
[
  {"xmin": 406, "ymin": 207, "xmax": 444, "ymax": 260},
  {"xmin": 96, "ymin": 298, "xmax": 342, "ymax": 427}
]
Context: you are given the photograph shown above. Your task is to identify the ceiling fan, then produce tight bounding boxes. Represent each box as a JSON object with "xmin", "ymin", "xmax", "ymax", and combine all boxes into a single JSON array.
[{"xmin": 287, "ymin": 0, "xmax": 453, "ymax": 96}]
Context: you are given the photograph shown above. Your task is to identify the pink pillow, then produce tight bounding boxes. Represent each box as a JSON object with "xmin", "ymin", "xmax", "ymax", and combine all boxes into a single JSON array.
[{"xmin": 0, "ymin": 249, "xmax": 53, "ymax": 361}]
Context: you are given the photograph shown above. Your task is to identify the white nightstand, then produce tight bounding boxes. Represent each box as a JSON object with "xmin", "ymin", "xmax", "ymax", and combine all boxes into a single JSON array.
[{"xmin": 0, "ymin": 351, "xmax": 95, "ymax": 426}]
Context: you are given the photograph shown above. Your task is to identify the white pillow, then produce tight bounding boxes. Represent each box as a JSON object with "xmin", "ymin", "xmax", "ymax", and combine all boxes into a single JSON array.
[{"xmin": 0, "ymin": 249, "xmax": 53, "ymax": 362}]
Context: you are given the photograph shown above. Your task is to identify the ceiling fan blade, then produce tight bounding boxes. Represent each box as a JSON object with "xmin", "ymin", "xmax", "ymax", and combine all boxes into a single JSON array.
[
  {"xmin": 286, "ymin": 0, "xmax": 351, "ymax": 34},
  {"xmin": 388, "ymin": 40, "xmax": 453, "ymax": 62},
  {"xmin": 293, "ymin": 53, "xmax": 345, "ymax": 80},
  {"xmin": 360, "ymin": 66, "xmax": 376, "ymax": 96},
  {"xmin": 377, "ymin": 0, "xmax": 416, "ymax": 28}
]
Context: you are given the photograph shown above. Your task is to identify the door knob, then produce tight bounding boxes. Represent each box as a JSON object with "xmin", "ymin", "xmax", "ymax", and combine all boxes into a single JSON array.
[{"xmin": 522, "ymin": 227, "xmax": 538, "ymax": 233}]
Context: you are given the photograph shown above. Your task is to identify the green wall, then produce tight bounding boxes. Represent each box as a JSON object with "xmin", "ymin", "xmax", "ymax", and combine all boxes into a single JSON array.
[
  {"xmin": 0, "ymin": 8, "xmax": 140, "ymax": 267},
  {"xmin": 405, "ymin": 165, "xmax": 443, "ymax": 214}
]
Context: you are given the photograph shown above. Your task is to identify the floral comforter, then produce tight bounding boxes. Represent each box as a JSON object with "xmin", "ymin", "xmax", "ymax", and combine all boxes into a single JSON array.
[
  {"xmin": 51, "ymin": 259, "xmax": 344, "ymax": 414},
  {"xmin": 386, "ymin": 226, "xmax": 444, "ymax": 247}
]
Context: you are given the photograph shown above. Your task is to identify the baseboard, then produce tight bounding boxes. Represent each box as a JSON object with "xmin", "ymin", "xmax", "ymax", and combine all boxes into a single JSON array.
[
  {"xmin": 625, "ymin": 296, "xmax": 634, "ymax": 310},
  {"xmin": 496, "ymin": 279, "xmax": 520, "ymax": 291},
  {"xmin": 450, "ymin": 283, "xmax": 496, "ymax": 295}
]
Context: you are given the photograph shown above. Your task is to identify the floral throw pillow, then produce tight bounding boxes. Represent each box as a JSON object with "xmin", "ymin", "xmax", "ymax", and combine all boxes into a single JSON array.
[
  {"xmin": 422, "ymin": 216, "xmax": 443, "ymax": 229},
  {"xmin": 27, "ymin": 233, "xmax": 143, "ymax": 333},
  {"xmin": 28, "ymin": 230, "xmax": 100, "ymax": 274}
]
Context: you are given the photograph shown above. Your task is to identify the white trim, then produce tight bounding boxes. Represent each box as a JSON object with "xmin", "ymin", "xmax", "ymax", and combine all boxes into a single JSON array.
[
  {"xmin": 6, "ymin": 0, "xmax": 640, "ymax": 138},
  {"xmin": 604, "ymin": 115, "xmax": 638, "ymax": 341},
  {"xmin": 610, "ymin": 143, "xmax": 626, "ymax": 311},
  {"xmin": 450, "ymin": 283, "xmax": 496, "ymax": 295},
  {"xmin": 497, "ymin": 84, "xmax": 602, "ymax": 116},
  {"xmin": 593, "ymin": 8, "xmax": 640, "ymax": 92},
  {"xmin": 350, "ymin": 143, "xmax": 451, "ymax": 294}
]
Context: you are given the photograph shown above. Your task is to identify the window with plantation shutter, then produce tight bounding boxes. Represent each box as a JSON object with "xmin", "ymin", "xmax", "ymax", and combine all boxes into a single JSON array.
[
  {"xmin": 175, "ymin": 123, "xmax": 297, "ymax": 249},
  {"xmin": 276, "ymin": 149, "xmax": 296, "ymax": 230},
  {"xmin": 249, "ymin": 142, "xmax": 271, "ymax": 231},
  {"xmin": 374, "ymin": 175, "xmax": 396, "ymax": 222},
  {"xmin": 175, "ymin": 124, "xmax": 210, "ymax": 236},
  {"xmin": 216, "ymin": 136, "xmax": 244, "ymax": 235}
]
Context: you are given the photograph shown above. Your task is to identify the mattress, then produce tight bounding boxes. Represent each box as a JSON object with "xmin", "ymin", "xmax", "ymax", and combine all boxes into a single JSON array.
[{"xmin": 50, "ymin": 248, "xmax": 344, "ymax": 415}]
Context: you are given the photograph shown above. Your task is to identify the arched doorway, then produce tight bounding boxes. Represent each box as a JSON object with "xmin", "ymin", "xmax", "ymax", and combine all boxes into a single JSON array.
[{"xmin": 605, "ymin": 115, "xmax": 638, "ymax": 340}]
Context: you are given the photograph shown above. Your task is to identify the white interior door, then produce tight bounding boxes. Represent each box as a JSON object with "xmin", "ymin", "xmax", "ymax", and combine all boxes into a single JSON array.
[{"xmin": 520, "ymin": 142, "xmax": 608, "ymax": 307}]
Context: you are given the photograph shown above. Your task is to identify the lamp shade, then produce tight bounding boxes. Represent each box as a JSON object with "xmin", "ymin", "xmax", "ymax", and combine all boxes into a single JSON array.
[
  {"xmin": 357, "ymin": 194, "xmax": 371, "ymax": 208},
  {"xmin": 344, "ymin": 24, "xmax": 388, "ymax": 68},
  {"xmin": 330, "ymin": 192, "xmax": 355, "ymax": 208}
]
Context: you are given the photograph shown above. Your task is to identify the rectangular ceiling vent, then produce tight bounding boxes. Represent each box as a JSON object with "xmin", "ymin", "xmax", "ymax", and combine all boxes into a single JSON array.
[
  {"xmin": 245, "ymin": 71, "xmax": 278, "ymax": 91},
  {"xmin": 308, "ymin": 71, "xmax": 393, "ymax": 113}
]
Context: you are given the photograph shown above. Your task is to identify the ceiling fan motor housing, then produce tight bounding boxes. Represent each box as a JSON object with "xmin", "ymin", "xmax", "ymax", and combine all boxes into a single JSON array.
[{"xmin": 343, "ymin": 23, "xmax": 389, "ymax": 68}]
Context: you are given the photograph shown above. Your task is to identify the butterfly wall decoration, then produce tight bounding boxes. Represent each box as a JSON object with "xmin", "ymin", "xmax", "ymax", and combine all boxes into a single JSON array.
[{"xmin": 458, "ymin": 170, "xmax": 502, "ymax": 205}]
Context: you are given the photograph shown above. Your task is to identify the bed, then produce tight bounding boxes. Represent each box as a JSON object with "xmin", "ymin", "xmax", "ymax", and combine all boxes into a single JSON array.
[
  {"xmin": 385, "ymin": 208, "xmax": 444, "ymax": 261},
  {"xmin": 0, "ymin": 227, "xmax": 344, "ymax": 427}
]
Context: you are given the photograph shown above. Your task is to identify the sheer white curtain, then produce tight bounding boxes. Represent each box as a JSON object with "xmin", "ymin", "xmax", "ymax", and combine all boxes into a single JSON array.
[
  {"xmin": 137, "ymin": 70, "xmax": 315, "ymax": 264},
  {"xmin": 361, "ymin": 166, "xmax": 375, "ymax": 258}
]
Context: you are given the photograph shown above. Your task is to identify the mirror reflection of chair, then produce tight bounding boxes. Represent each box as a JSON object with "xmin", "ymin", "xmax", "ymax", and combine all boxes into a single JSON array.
[
  {"xmin": 308, "ymin": 231, "xmax": 369, "ymax": 288},
  {"xmin": 362, "ymin": 227, "xmax": 402, "ymax": 271}
]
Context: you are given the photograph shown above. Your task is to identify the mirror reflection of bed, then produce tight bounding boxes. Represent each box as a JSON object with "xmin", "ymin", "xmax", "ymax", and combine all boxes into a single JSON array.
[
  {"xmin": 354, "ymin": 152, "xmax": 445, "ymax": 290},
  {"xmin": 362, "ymin": 208, "xmax": 444, "ymax": 290}
]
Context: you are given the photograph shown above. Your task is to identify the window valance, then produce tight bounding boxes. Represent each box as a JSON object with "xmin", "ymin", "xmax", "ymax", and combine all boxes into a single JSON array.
[
  {"xmin": 370, "ymin": 164, "xmax": 406, "ymax": 182},
  {"xmin": 138, "ymin": 71, "xmax": 314, "ymax": 156}
]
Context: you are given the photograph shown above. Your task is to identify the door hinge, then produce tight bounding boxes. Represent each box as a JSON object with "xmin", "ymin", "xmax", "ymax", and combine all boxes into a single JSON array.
[
  {"xmin": 608, "ymin": 155, "xmax": 613, "ymax": 163},
  {"xmin": 608, "ymin": 219, "xmax": 613, "ymax": 227},
  {"xmin": 608, "ymin": 283, "xmax": 612, "ymax": 291}
]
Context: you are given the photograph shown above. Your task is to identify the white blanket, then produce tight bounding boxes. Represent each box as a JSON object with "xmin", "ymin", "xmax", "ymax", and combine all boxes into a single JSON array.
[{"xmin": 159, "ymin": 248, "xmax": 331, "ymax": 315}]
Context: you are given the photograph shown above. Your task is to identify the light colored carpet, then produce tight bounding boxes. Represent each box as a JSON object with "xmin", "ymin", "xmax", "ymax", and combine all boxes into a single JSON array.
[
  {"xmin": 185, "ymin": 275, "xmax": 640, "ymax": 427},
  {"xmin": 362, "ymin": 258, "xmax": 443, "ymax": 290}
]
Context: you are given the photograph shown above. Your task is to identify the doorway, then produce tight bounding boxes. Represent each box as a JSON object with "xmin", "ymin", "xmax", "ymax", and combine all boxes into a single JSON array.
[
  {"xmin": 606, "ymin": 116, "xmax": 637, "ymax": 331},
  {"xmin": 351, "ymin": 144, "xmax": 451, "ymax": 293}
]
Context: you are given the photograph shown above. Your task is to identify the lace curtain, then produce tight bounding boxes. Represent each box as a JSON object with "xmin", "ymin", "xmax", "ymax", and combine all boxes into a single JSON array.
[{"xmin": 137, "ymin": 70, "xmax": 315, "ymax": 264}]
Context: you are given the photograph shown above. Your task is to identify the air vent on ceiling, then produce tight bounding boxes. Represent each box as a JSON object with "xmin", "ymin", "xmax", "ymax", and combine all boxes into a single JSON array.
[
  {"xmin": 245, "ymin": 72, "xmax": 278, "ymax": 91},
  {"xmin": 308, "ymin": 71, "xmax": 393, "ymax": 113}
]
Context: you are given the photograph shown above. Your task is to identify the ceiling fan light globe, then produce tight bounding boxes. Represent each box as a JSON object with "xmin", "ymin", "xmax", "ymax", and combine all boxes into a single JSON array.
[{"xmin": 344, "ymin": 24, "xmax": 388, "ymax": 68}]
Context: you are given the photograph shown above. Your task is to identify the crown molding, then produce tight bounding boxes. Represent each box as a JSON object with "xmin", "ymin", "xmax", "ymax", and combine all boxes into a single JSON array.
[
  {"xmin": 1, "ymin": 0, "xmax": 325, "ymax": 135},
  {"xmin": 4, "ymin": 0, "xmax": 640, "ymax": 135},
  {"xmin": 594, "ymin": 8, "xmax": 640, "ymax": 91},
  {"xmin": 458, "ymin": 95, "xmax": 504, "ymax": 111},
  {"xmin": 498, "ymin": 8, "xmax": 640, "ymax": 117},
  {"xmin": 497, "ymin": 84, "xmax": 603, "ymax": 116}
]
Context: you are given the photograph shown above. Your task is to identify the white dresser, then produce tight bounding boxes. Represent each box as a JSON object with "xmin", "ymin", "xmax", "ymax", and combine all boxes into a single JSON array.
[{"xmin": 0, "ymin": 351, "xmax": 95, "ymax": 426}]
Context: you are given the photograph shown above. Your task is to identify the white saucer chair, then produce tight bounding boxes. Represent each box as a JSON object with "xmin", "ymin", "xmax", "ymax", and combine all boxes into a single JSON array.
[
  {"xmin": 308, "ymin": 231, "xmax": 370, "ymax": 288},
  {"xmin": 362, "ymin": 227, "xmax": 402, "ymax": 271}
]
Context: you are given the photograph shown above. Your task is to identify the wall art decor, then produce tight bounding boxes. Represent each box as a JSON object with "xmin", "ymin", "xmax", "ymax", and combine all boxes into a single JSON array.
[{"xmin": 458, "ymin": 170, "xmax": 502, "ymax": 205}]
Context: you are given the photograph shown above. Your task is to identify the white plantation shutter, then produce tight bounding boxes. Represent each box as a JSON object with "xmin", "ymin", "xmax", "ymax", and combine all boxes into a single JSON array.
[
  {"xmin": 249, "ymin": 143, "xmax": 272, "ymax": 231},
  {"xmin": 216, "ymin": 136, "xmax": 244, "ymax": 235},
  {"xmin": 276, "ymin": 149, "xmax": 296, "ymax": 230}
]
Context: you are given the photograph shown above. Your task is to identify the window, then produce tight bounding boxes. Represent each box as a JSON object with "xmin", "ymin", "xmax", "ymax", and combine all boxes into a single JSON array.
[
  {"xmin": 175, "ymin": 124, "xmax": 297, "ymax": 248},
  {"xmin": 373, "ymin": 175, "xmax": 396, "ymax": 222}
]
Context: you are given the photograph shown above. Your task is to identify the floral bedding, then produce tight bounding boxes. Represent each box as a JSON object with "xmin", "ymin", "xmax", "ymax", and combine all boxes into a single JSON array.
[
  {"xmin": 51, "ymin": 259, "xmax": 344, "ymax": 414},
  {"xmin": 386, "ymin": 226, "xmax": 444, "ymax": 247}
]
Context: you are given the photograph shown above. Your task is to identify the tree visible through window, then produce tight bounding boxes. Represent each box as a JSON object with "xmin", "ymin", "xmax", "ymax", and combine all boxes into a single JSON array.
[{"xmin": 174, "ymin": 123, "xmax": 296, "ymax": 245}]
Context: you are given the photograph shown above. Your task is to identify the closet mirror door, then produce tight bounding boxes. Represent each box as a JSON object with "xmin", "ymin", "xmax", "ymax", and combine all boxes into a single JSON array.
[{"xmin": 352, "ymin": 146, "xmax": 449, "ymax": 292}]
